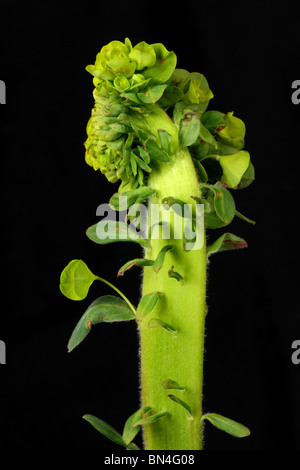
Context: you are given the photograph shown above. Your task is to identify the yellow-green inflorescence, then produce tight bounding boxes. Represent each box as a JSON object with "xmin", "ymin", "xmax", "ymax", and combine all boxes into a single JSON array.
[{"xmin": 84, "ymin": 38, "xmax": 253, "ymax": 193}]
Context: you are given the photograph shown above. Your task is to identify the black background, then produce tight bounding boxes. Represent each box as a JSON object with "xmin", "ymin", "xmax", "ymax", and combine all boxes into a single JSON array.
[{"xmin": 0, "ymin": 0, "xmax": 300, "ymax": 451}]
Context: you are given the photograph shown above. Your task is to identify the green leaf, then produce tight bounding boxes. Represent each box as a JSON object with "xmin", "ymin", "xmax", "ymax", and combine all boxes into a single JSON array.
[
  {"xmin": 168, "ymin": 265, "xmax": 183, "ymax": 282},
  {"xmin": 137, "ymin": 84, "xmax": 168, "ymax": 104},
  {"xmin": 219, "ymin": 150, "xmax": 250, "ymax": 188},
  {"xmin": 117, "ymin": 258, "xmax": 154, "ymax": 277},
  {"xmin": 122, "ymin": 406, "xmax": 152, "ymax": 446},
  {"xmin": 201, "ymin": 111, "xmax": 226, "ymax": 133},
  {"xmin": 199, "ymin": 121, "xmax": 217, "ymax": 147},
  {"xmin": 145, "ymin": 139, "xmax": 171, "ymax": 162},
  {"xmin": 128, "ymin": 41, "xmax": 156, "ymax": 70},
  {"xmin": 148, "ymin": 318, "xmax": 177, "ymax": 335},
  {"xmin": 161, "ymin": 379, "xmax": 185, "ymax": 390},
  {"xmin": 217, "ymin": 111, "xmax": 245, "ymax": 149},
  {"xmin": 207, "ymin": 233, "xmax": 248, "ymax": 257},
  {"xmin": 167, "ymin": 395, "xmax": 192, "ymax": 417},
  {"xmin": 162, "ymin": 196, "xmax": 193, "ymax": 219},
  {"xmin": 193, "ymin": 160, "xmax": 208, "ymax": 183},
  {"xmin": 213, "ymin": 183, "xmax": 236, "ymax": 224},
  {"xmin": 198, "ymin": 182, "xmax": 235, "ymax": 226},
  {"xmin": 153, "ymin": 245, "xmax": 173, "ymax": 272},
  {"xmin": 158, "ymin": 129, "xmax": 172, "ymax": 154},
  {"xmin": 179, "ymin": 110, "xmax": 200, "ymax": 147},
  {"xmin": 67, "ymin": 295, "xmax": 135, "ymax": 352},
  {"xmin": 142, "ymin": 45, "xmax": 177, "ymax": 85},
  {"xmin": 133, "ymin": 410, "xmax": 168, "ymax": 428},
  {"xmin": 60, "ymin": 259, "xmax": 98, "ymax": 301},
  {"xmin": 109, "ymin": 187, "xmax": 157, "ymax": 210},
  {"xmin": 157, "ymin": 85, "xmax": 184, "ymax": 108},
  {"xmin": 236, "ymin": 160, "xmax": 255, "ymax": 189},
  {"xmin": 86, "ymin": 221, "xmax": 149, "ymax": 247},
  {"xmin": 82, "ymin": 414, "xmax": 127, "ymax": 448},
  {"xmin": 137, "ymin": 291, "xmax": 161, "ymax": 317},
  {"xmin": 201, "ymin": 413, "xmax": 250, "ymax": 438}
]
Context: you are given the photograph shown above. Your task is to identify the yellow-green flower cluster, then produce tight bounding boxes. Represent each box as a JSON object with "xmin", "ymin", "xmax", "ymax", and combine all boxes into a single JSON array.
[{"xmin": 84, "ymin": 38, "xmax": 180, "ymax": 190}]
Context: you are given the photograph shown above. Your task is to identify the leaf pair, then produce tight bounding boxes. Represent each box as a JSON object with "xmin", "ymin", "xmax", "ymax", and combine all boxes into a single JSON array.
[
  {"xmin": 117, "ymin": 244, "xmax": 173, "ymax": 277},
  {"xmin": 83, "ymin": 406, "xmax": 168, "ymax": 450}
]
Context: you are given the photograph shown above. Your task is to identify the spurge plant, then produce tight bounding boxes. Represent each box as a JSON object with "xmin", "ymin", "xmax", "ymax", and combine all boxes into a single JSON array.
[{"xmin": 60, "ymin": 38, "xmax": 254, "ymax": 450}]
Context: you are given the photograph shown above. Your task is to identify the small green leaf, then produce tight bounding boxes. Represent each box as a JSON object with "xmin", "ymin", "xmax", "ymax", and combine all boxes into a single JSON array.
[
  {"xmin": 138, "ymin": 84, "xmax": 168, "ymax": 104},
  {"xmin": 179, "ymin": 110, "xmax": 200, "ymax": 147},
  {"xmin": 117, "ymin": 258, "xmax": 154, "ymax": 277},
  {"xmin": 153, "ymin": 245, "xmax": 173, "ymax": 272},
  {"xmin": 236, "ymin": 160, "xmax": 255, "ymax": 189},
  {"xmin": 161, "ymin": 379, "xmax": 185, "ymax": 390},
  {"xmin": 148, "ymin": 318, "xmax": 177, "ymax": 334},
  {"xmin": 198, "ymin": 182, "xmax": 235, "ymax": 226},
  {"xmin": 201, "ymin": 111, "xmax": 226, "ymax": 133},
  {"xmin": 137, "ymin": 292, "xmax": 161, "ymax": 317},
  {"xmin": 213, "ymin": 182, "xmax": 236, "ymax": 224},
  {"xmin": 145, "ymin": 139, "xmax": 171, "ymax": 162},
  {"xmin": 167, "ymin": 395, "xmax": 192, "ymax": 417},
  {"xmin": 122, "ymin": 406, "xmax": 152, "ymax": 446},
  {"xmin": 199, "ymin": 120, "xmax": 217, "ymax": 147},
  {"xmin": 193, "ymin": 160, "xmax": 208, "ymax": 183},
  {"xmin": 133, "ymin": 410, "xmax": 168, "ymax": 428},
  {"xmin": 67, "ymin": 295, "xmax": 135, "ymax": 352},
  {"xmin": 168, "ymin": 265, "xmax": 183, "ymax": 282},
  {"xmin": 162, "ymin": 197, "xmax": 193, "ymax": 219},
  {"xmin": 217, "ymin": 111, "xmax": 246, "ymax": 150},
  {"xmin": 219, "ymin": 150, "xmax": 250, "ymax": 188},
  {"xmin": 128, "ymin": 41, "xmax": 156, "ymax": 70},
  {"xmin": 86, "ymin": 221, "xmax": 149, "ymax": 247},
  {"xmin": 142, "ymin": 46, "xmax": 177, "ymax": 85},
  {"xmin": 201, "ymin": 413, "xmax": 250, "ymax": 438},
  {"xmin": 59, "ymin": 259, "xmax": 97, "ymax": 301},
  {"xmin": 207, "ymin": 233, "xmax": 248, "ymax": 257},
  {"xmin": 82, "ymin": 414, "xmax": 126, "ymax": 448},
  {"xmin": 109, "ymin": 187, "xmax": 157, "ymax": 210},
  {"xmin": 158, "ymin": 129, "xmax": 172, "ymax": 154}
]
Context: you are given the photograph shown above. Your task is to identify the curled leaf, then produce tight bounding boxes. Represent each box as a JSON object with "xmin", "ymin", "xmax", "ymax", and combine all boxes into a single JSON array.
[
  {"xmin": 148, "ymin": 318, "xmax": 177, "ymax": 335},
  {"xmin": 168, "ymin": 265, "xmax": 183, "ymax": 282},
  {"xmin": 137, "ymin": 291, "xmax": 161, "ymax": 318},
  {"xmin": 207, "ymin": 233, "xmax": 248, "ymax": 257},
  {"xmin": 109, "ymin": 187, "xmax": 157, "ymax": 210},
  {"xmin": 167, "ymin": 395, "xmax": 192, "ymax": 418},
  {"xmin": 117, "ymin": 258, "xmax": 154, "ymax": 277},
  {"xmin": 161, "ymin": 379, "xmax": 185, "ymax": 391},
  {"xmin": 86, "ymin": 221, "xmax": 149, "ymax": 247},
  {"xmin": 153, "ymin": 245, "xmax": 173, "ymax": 272},
  {"xmin": 67, "ymin": 295, "xmax": 135, "ymax": 352},
  {"xmin": 133, "ymin": 410, "xmax": 168, "ymax": 428}
]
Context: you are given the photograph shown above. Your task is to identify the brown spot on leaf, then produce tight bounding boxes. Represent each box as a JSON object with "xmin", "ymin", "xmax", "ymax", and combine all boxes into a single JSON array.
[
  {"xmin": 87, "ymin": 320, "xmax": 92, "ymax": 329},
  {"xmin": 223, "ymin": 239, "xmax": 248, "ymax": 249}
]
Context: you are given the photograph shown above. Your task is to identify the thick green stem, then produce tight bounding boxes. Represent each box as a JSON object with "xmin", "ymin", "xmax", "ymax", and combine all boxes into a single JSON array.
[{"xmin": 139, "ymin": 148, "xmax": 207, "ymax": 450}]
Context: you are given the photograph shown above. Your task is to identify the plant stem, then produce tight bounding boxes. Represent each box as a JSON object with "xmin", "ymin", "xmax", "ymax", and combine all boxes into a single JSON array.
[{"xmin": 139, "ymin": 148, "xmax": 207, "ymax": 450}]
